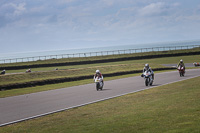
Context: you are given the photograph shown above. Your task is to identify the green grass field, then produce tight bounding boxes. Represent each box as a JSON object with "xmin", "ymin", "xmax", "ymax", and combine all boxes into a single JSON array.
[
  {"xmin": 1, "ymin": 55, "xmax": 200, "ymax": 86},
  {"xmin": 1, "ymin": 49, "xmax": 200, "ymax": 132},
  {"xmin": 1, "ymin": 74, "xmax": 200, "ymax": 133}
]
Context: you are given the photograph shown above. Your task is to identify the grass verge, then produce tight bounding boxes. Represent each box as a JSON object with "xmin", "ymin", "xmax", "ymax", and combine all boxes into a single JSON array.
[
  {"xmin": 1, "ymin": 54, "xmax": 200, "ymax": 86},
  {"xmin": 0, "ymin": 54, "xmax": 200, "ymax": 97},
  {"xmin": 0, "ymin": 74, "xmax": 200, "ymax": 132},
  {"xmin": 0, "ymin": 51, "xmax": 200, "ymax": 97}
]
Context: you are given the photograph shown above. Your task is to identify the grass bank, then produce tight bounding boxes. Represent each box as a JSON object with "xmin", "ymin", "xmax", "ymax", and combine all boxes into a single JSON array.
[
  {"xmin": 1, "ymin": 47, "xmax": 200, "ymax": 96},
  {"xmin": 1, "ymin": 54, "xmax": 200, "ymax": 86},
  {"xmin": 1, "ymin": 74, "xmax": 200, "ymax": 132},
  {"xmin": 0, "ymin": 54, "xmax": 200, "ymax": 96}
]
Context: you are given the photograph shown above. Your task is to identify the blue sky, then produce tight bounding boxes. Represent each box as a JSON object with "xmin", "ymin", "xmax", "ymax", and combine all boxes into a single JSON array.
[{"xmin": 0, "ymin": 0, "xmax": 200, "ymax": 53}]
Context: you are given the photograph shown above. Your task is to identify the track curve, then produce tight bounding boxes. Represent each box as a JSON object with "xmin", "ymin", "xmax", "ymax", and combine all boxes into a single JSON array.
[{"xmin": 0, "ymin": 69, "xmax": 200, "ymax": 126}]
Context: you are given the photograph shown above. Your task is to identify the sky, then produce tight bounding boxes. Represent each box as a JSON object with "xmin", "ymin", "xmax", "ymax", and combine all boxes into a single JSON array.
[{"xmin": 0, "ymin": 0, "xmax": 200, "ymax": 53}]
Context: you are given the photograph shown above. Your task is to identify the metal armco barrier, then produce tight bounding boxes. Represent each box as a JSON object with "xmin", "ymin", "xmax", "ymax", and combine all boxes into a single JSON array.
[{"xmin": 0, "ymin": 44, "xmax": 200, "ymax": 64}]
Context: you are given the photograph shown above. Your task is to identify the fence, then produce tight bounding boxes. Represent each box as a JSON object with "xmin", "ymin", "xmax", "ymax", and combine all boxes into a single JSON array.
[{"xmin": 0, "ymin": 45, "xmax": 200, "ymax": 64}]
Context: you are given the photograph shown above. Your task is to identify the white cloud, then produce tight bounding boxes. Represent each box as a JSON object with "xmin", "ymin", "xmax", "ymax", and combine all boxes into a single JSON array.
[
  {"xmin": 59, "ymin": 0, "xmax": 76, "ymax": 3},
  {"xmin": 0, "ymin": 0, "xmax": 200, "ymax": 53},
  {"xmin": 29, "ymin": 6, "xmax": 45, "ymax": 13},
  {"xmin": 13, "ymin": 3, "xmax": 26, "ymax": 16},
  {"xmin": 172, "ymin": 2, "xmax": 180, "ymax": 7},
  {"xmin": 139, "ymin": 2, "xmax": 168, "ymax": 16},
  {"xmin": 1, "ymin": 2, "xmax": 26, "ymax": 18},
  {"xmin": 101, "ymin": 0, "xmax": 115, "ymax": 6},
  {"xmin": 116, "ymin": 7, "xmax": 136, "ymax": 18}
]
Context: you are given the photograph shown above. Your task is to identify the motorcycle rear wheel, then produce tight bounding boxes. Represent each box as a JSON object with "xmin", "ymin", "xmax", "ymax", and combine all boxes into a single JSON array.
[{"xmin": 180, "ymin": 72, "xmax": 184, "ymax": 77}]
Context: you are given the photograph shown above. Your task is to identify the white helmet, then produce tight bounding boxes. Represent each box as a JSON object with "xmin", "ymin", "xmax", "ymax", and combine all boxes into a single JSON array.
[
  {"xmin": 96, "ymin": 70, "xmax": 100, "ymax": 73},
  {"xmin": 145, "ymin": 63, "xmax": 149, "ymax": 68},
  {"xmin": 180, "ymin": 59, "xmax": 183, "ymax": 63}
]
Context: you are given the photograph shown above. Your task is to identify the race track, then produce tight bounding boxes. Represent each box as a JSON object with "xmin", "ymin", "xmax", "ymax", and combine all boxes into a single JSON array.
[{"xmin": 0, "ymin": 69, "xmax": 200, "ymax": 126}]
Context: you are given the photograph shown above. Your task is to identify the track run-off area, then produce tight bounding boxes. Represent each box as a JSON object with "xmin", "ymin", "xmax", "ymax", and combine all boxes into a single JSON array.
[{"xmin": 0, "ymin": 69, "xmax": 200, "ymax": 126}]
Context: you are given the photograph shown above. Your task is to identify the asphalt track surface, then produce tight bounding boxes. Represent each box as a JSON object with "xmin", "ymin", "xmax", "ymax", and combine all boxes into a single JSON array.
[{"xmin": 0, "ymin": 69, "xmax": 200, "ymax": 126}]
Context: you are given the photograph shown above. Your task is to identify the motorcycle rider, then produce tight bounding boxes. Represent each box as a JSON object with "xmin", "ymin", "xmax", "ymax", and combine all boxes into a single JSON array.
[
  {"xmin": 177, "ymin": 59, "xmax": 185, "ymax": 71},
  {"xmin": 26, "ymin": 68, "xmax": 31, "ymax": 73},
  {"xmin": 142, "ymin": 64, "xmax": 154, "ymax": 80},
  {"xmin": 94, "ymin": 70, "xmax": 104, "ymax": 83},
  {"xmin": 1, "ymin": 69, "xmax": 5, "ymax": 75}
]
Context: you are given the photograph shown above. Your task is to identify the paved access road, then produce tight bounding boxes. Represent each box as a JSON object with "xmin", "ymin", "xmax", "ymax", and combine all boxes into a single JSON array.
[
  {"xmin": 162, "ymin": 63, "xmax": 196, "ymax": 68},
  {"xmin": 0, "ymin": 69, "xmax": 200, "ymax": 126}
]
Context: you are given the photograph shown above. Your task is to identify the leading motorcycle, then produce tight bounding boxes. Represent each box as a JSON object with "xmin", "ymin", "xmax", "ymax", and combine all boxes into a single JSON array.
[
  {"xmin": 94, "ymin": 76, "xmax": 103, "ymax": 91},
  {"xmin": 142, "ymin": 71, "xmax": 153, "ymax": 86}
]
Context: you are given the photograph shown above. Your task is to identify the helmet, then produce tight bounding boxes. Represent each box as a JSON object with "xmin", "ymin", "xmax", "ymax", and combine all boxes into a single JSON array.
[
  {"xmin": 145, "ymin": 63, "xmax": 149, "ymax": 69},
  {"xmin": 96, "ymin": 70, "xmax": 100, "ymax": 73},
  {"xmin": 180, "ymin": 59, "xmax": 183, "ymax": 63}
]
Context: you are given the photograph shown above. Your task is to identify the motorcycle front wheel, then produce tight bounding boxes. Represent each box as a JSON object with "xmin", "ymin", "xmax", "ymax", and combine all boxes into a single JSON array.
[
  {"xmin": 145, "ymin": 78, "xmax": 149, "ymax": 86},
  {"xmin": 96, "ymin": 83, "xmax": 100, "ymax": 91},
  {"xmin": 150, "ymin": 81, "xmax": 153, "ymax": 86}
]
